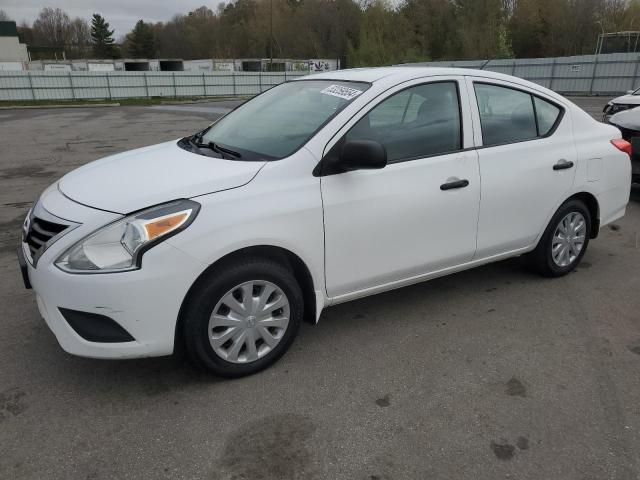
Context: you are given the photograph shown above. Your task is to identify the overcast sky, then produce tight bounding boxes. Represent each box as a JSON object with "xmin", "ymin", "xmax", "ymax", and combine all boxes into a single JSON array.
[{"xmin": 2, "ymin": 1, "xmax": 224, "ymax": 38}]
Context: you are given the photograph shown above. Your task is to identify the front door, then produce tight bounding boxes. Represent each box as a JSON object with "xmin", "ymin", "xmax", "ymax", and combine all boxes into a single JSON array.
[{"xmin": 321, "ymin": 79, "xmax": 481, "ymax": 298}]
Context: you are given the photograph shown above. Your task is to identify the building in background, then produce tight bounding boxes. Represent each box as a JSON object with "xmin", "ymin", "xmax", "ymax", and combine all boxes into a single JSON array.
[
  {"xmin": 9, "ymin": 57, "xmax": 340, "ymax": 72},
  {"xmin": 0, "ymin": 21, "xmax": 29, "ymax": 71}
]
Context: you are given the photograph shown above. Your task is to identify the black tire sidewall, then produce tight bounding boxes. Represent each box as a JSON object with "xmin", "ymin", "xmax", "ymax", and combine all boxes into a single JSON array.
[
  {"xmin": 537, "ymin": 200, "xmax": 591, "ymax": 276},
  {"xmin": 183, "ymin": 258, "xmax": 303, "ymax": 377}
]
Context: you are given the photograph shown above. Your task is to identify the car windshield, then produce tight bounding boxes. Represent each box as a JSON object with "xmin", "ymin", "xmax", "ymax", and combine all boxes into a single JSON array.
[{"xmin": 200, "ymin": 80, "xmax": 370, "ymax": 160}]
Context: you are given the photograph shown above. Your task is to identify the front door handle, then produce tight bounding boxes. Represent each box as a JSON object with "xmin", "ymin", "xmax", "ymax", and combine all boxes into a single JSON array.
[
  {"xmin": 553, "ymin": 160, "xmax": 574, "ymax": 170},
  {"xmin": 440, "ymin": 179, "xmax": 469, "ymax": 191}
]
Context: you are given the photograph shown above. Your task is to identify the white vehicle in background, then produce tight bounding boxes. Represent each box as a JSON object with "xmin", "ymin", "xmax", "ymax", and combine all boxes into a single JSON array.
[
  {"xmin": 603, "ymin": 87, "xmax": 640, "ymax": 121},
  {"xmin": 605, "ymin": 107, "xmax": 640, "ymax": 183},
  {"xmin": 18, "ymin": 67, "xmax": 632, "ymax": 377}
]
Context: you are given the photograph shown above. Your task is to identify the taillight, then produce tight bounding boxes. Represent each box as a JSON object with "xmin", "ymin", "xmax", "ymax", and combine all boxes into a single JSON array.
[{"xmin": 611, "ymin": 138, "xmax": 632, "ymax": 157}]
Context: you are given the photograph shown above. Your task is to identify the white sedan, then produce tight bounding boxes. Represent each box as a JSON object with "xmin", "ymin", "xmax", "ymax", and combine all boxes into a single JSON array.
[{"xmin": 18, "ymin": 67, "xmax": 631, "ymax": 377}]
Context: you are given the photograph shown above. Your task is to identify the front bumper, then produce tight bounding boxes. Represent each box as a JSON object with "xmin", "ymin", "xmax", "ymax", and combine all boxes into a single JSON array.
[
  {"xmin": 21, "ymin": 186, "xmax": 206, "ymax": 359},
  {"xmin": 17, "ymin": 245, "xmax": 31, "ymax": 289}
]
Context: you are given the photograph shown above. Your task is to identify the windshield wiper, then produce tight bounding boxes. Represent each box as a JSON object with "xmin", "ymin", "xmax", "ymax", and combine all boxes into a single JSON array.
[
  {"xmin": 191, "ymin": 126, "xmax": 212, "ymax": 145},
  {"xmin": 191, "ymin": 140, "xmax": 242, "ymax": 159},
  {"xmin": 209, "ymin": 142, "xmax": 242, "ymax": 159}
]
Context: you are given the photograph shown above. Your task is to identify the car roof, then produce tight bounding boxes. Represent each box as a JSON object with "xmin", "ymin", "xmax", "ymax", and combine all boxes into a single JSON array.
[
  {"xmin": 301, "ymin": 66, "xmax": 516, "ymax": 84},
  {"xmin": 298, "ymin": 66, "xmax": 571, "ymax": 108}
]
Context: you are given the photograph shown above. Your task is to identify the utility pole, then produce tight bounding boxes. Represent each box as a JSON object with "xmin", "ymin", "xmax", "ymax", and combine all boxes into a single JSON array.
[
  {"xmin": 595, "ymin": 20, "xmax": 605, "ymax": 55},
  {"xmin": 269, "ymin": 0, "xmax": 273, "ymax": 70}
]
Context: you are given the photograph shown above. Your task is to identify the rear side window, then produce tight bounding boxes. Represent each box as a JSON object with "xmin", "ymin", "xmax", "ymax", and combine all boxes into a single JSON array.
[
  {"xmin": 534, "ymin": 97, "xmax": 561, "ymax": 136},
  {"xmin": 345, "ymin": 81, "xmax": 462, "ymax": 162},
  {"xmin": 474, "ymin": 83, "xmax": 562, "ymax": 147}
]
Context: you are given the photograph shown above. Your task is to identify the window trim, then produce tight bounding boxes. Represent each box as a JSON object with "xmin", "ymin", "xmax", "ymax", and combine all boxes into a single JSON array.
[
  {"xmin": 315, "ymin": 79, "xmax": 465, "ymax": 176},
  {"xmin": 472, "ymin": 81, "xmax": 565, "ymax": 149}
]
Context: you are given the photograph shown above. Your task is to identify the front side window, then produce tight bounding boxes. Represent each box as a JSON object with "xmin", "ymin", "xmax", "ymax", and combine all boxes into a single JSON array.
[
  {"xmin": 475, "ymin": 83, "xmax": 563, "ymax": 147},
  {"xmin": 344, "ymin": 81, "xmax": 462, "ymax": 163},
  {"xmin": 200, "ymin": 80, "xmax": 370, "ymax": 159}
]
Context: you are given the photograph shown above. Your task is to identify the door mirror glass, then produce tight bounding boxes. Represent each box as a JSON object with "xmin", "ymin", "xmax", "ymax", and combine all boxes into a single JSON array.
[{"xmin": 339, "ymin": 140, "xmax": 387, "ymax": 172}]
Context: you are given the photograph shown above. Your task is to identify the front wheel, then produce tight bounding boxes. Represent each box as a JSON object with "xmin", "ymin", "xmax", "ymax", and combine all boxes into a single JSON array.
[
  {"xmin": 182, "ymin": 257, "xmax": 303, "ymax": 377},
  {"xmin": 528, "ymin": 199, "xmax": 591, "ymax": 277}
]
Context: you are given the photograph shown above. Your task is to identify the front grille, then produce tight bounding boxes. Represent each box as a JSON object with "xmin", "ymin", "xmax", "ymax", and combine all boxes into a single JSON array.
[{"xmin": 24, "ymin": 216, "xmax": 68, "ymax": 259}]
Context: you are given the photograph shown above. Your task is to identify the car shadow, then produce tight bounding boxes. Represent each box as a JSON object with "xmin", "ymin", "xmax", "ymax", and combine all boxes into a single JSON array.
[
  {"xmin": 307, "ymin": 255, "xmax": 534, "ymax": 334},
  {"xmin": 34, "ymin": 256, "xmax": 532, "ymax": 396},
  {"xmin": 43, "ymin": 347, "xmax": 222, "ymax": 397}
]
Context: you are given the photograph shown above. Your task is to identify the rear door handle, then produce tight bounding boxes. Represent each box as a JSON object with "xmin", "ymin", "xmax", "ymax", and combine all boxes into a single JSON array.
[
  {"xmin": 440, "ymin": 179, "xmax": 469, "ymax": 191},
  {"xmin": 553, "ymin": 160, "xmax": 574, "ymax": 170}
]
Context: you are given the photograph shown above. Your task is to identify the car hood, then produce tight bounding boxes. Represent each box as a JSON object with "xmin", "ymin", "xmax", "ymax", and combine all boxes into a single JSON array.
[
  {"xmin": 58, "ymin": 140, "xmax": 266, "ymax": 214},
  {"xmin": 612, "ymin": 94, "xmax": 640, "ymax": 105},
  {"xmin": 609, "ymin": 107, "xmax": 640, "ymax": 130}
]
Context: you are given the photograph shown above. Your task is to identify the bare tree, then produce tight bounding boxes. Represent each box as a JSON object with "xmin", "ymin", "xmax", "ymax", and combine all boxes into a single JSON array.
[
  {"xmin": 69, "ymin": 18, "xmax": 90, "ymax": 47},
  {"xmin": 32, "ymin": 7, "xmax": 72, "ymax": 48}
]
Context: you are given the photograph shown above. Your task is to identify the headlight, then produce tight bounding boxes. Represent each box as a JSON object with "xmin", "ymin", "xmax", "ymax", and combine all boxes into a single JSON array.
[
  {"xmin": 22, "ymin": 206, "xmax": 33, "ymax": 239},
  {"xmin": 55, "ymin": 199, "xmax": 200, "ymax": 273}
]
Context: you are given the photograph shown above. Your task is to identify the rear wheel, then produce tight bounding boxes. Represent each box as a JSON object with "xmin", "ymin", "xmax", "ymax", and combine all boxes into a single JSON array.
[
  {"xmin": 528, "ymin": 199, "xmax": 591, "ymax": 277},
  {"xmin": 182, "ymin": 257, "xmax": 303, "ymax": 377}
]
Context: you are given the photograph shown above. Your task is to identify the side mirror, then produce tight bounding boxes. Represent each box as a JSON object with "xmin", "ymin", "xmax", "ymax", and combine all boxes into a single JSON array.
[{"xmin": 338, "ymin": 140, "xmax": 387, "ymax": 172}]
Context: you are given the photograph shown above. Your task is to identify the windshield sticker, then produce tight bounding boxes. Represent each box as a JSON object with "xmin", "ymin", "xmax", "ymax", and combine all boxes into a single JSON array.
[{"xmin": 320, "ymin": 84, "xmax": 364, "ymax": 101}]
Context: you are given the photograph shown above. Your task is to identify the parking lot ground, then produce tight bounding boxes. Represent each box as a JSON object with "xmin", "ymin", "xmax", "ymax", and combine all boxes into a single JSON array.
[
  {"xmin": 1, "ymin": 97, "xmax": 639, "ymax": 480},
  {"xmin": 566, "ymin": 96, "xmax": 609, "ymax": 119}
]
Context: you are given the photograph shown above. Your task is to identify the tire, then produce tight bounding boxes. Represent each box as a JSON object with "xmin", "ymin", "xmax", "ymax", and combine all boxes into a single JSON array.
[
  {"xmin": 182, "ymin": 257, "xmax": 303, "ymax": 377},
  {"xmin": 527, "ymin": 199, "xmax": 591, "ymax": 277}
]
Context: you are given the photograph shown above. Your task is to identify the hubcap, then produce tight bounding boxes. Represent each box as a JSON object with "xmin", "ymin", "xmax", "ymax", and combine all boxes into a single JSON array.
[
  {"xmin": 208, "ymin": 280, "xmax": 290, "ymax": 364},
  {"xmin": 551, "ymin": 212, "xmax": 587, "ymax": 268}
]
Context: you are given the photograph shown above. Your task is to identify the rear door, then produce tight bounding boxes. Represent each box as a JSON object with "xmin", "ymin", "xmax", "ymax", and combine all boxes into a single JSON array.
[{"xmin": 466, "ymin": 77, "xmax": 577, "ymax": 258}]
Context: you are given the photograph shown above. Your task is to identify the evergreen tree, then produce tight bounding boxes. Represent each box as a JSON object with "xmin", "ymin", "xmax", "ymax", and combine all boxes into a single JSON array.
[
  {"xmin": 126, "ymin": 20, "xmax": 156, "ymax": 58},
  {"xmin": 90, "ymin": 13, "xmax": 118, "ymax": 58}
]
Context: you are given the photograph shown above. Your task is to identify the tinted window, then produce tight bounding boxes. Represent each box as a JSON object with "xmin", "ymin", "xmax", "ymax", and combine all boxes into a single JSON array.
[
  {"xmin": 475, "ymin": 83, "xmax": 537, "ymax": 146},
  {"xmin": 368, "ymin": 90, "xmax": 413, "ymax": 128},
  {"xmin": 345, "ymin": 82, "xmax": 462, "ymax": 162},
  {"xmin": 534, "ymin": 97, "xmax": 561, "ymax": 136},
  {"xmin": 202, "ymin": 80, "xmax": 369, "ymax": 159}
]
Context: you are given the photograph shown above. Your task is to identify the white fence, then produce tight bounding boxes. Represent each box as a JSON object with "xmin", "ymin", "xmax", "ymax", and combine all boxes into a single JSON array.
[
  {"xmin": 7, "ymin": 52, "xmax": 640, "ymax": 101},
  {"xmin": 404, "ymin": 52, "xmax": 640, "ymax": 95},
  {"xmin": 0, "ymin": 71, "xmax": 310, "ymax": 101}
]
